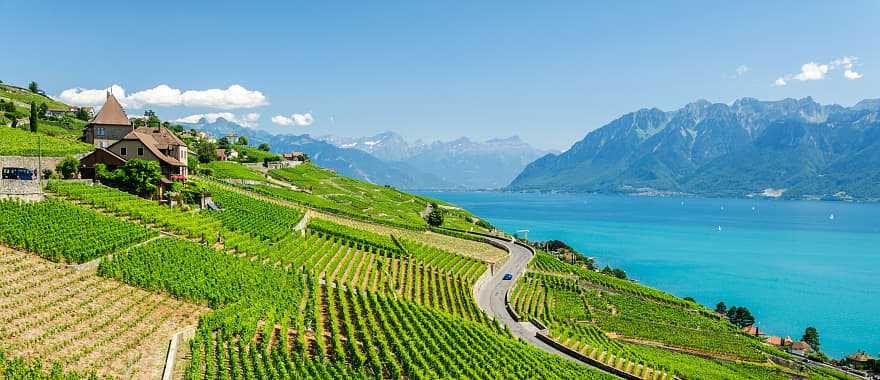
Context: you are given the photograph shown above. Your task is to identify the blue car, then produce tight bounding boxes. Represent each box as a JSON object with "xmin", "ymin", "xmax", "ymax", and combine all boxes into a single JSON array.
[{"xmin": 502, "ymin": 273, "xmax": 513, "ymax": 280}]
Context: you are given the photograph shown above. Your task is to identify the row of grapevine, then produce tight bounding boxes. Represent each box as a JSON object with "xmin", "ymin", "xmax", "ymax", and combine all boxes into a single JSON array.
[
  {"xmin": 307, "ymin": 218, "xmax": 404, "ymax": 256},
  {"xmin": 185, "ymin": 277, "xmax": 617, "ymax": 380},
  {"xmin": 51, "ymin": 181, "xmax": 487, "ymax": 320},
  {"xmin": 0, "ymin": 198, "xmax": 155, "ymax": 263},
  {"xmin": 0, "ymin": 247, "xmax": 205, "ymax": 378},
  {"xmin": 197, "ymin": 180, "xmax": 304, "ymax": 241}
]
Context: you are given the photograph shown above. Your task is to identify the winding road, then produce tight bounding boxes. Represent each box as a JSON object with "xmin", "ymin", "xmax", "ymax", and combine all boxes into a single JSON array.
[{"xmin": 474, "ymin": 236, "xmax": 590, "ymax": 367}]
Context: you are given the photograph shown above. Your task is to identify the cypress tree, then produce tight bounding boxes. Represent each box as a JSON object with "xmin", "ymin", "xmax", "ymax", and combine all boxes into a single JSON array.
[{"xmin": 29, "ymin": 101, "xmax": 38, "ymax": 132}]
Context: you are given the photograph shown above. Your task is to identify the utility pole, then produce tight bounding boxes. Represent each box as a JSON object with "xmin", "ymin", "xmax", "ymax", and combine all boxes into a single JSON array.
[{"xmin": 38, "ymin": 134, "xmax": 42, "ymax": 182}]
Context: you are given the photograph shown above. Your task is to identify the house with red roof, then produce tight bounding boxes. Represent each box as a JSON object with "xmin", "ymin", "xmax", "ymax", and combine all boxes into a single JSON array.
[
  {"xmin": 79, "ymin": 93, "xmax": 188, "ymax": 180},
  {"xmin": 742, "ymin": 325, "xmax": 764, "ymax": 336}
]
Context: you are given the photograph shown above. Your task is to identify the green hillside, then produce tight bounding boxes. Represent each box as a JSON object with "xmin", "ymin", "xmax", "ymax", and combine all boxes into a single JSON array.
[
  {"xmin": 0, "ymin": 126, "xmax": 92, "ymax": 156},
  {"xmin": 204, "ymin": 161, "xmax": 493, "ymax": 233},
  {"xmin": 0, "ymin": 83, "xmax": 92, "ymax": 157},
  {"xmin": 0, "ymin": 162, "xmax": 854, "ymax": 378}
]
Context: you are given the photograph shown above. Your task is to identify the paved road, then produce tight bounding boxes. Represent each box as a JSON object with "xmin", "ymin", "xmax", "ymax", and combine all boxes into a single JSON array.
[{"xmin": 474, "ymin": 237, "xmax": 591, "ymax": 367}]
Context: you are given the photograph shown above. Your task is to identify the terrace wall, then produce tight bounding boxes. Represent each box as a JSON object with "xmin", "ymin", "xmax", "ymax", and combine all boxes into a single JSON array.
[
  {"xmin": 0, "ymin": 179, "xmax": 43, "ymax": 201},
  {"xmin": 0, "ymin": 154, "xmax": 87, "ymax": 173}
]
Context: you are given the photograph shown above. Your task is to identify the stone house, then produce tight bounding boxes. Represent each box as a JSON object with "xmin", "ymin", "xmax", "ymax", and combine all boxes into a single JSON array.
[{"xmin": 79, "ymin": 92, "xmax": 188, "ymax": 179}]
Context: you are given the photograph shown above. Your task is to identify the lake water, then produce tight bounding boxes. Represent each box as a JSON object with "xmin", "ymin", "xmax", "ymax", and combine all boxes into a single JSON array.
[{"xmin": 420, "ymin": 191, "xmax": 880, "ymax": 358}]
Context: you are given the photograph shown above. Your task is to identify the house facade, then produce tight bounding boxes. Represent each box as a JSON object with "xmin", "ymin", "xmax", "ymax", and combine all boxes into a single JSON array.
[
  {"xmin": 79, "ymin": 92, "xmax": 188, "ymax": 179},
  {"xmin": 82, "ymin": 93, "xmax": 135, "ymax": 148}
]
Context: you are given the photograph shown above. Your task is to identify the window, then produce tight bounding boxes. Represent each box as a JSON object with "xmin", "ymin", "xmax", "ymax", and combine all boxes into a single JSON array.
[
  {"xmin": 121, "ymin": 147, "xmax": 127, "ymax": 156},
  {"xmin": 97, "ymin": 127, "xmax": 105, "ymax": 137},
  {"xmin": 137, "ymin": 147, "xmax": 144, "ymax": 156}
]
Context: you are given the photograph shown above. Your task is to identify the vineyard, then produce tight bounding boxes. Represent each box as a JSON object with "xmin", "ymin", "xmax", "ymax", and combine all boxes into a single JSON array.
[
  {"xmin": 90, "ymin": 234, "xmax": 616, "ymax": 379},
  {"xmin": 200, "ymin": 161, "xmax": 270, "ymax": 183},
  {"xmin": 0, "ymin": 127, "xmax": 93, "ymax": 157},
  {"xmin": 0, "ymin": 246, "xmax": 206, "ymax": 378},
  {"xmin": 0, "ymin": 198, "xmax": 155, "ymax": 263},
  {"xmin": 517, "ymin": 250, "xmax": 853, "ymax": 380},
  {"xmin": 313, "ymin": 211, "xmax": 507, "ymax": 263}
]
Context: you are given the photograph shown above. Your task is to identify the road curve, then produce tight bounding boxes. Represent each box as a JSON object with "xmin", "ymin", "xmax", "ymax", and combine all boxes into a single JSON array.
[{"xmin": 475, "ymin": 237, "xmax": 596, "ymax": 368}]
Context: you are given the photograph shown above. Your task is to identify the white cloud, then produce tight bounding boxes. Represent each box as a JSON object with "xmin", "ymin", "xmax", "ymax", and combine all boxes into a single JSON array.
[
  {"xmin": 844, "ymin": 69, "xmax": 863, "ymax": 80},
  {"xmin": 58, "ymin": 84, "xmax": 126, "ymax": 106},
  {"xmin": 243, "ymin": 112, "xmax": 260, "ymax": 126},
  {"xmin": 180, "ymin": 85, "xmax": 267, "ymax": 109},
  {"xmin": 271, "ymin": 112, "xmax": 314, "ymax": 127},
  {"xmin": 736, "ymin": 65, "xmax": 750, "ymax": 76},
  {"xmin": 125, "ymin": 84, "xmax": 182, "ymax": 108},
  {"xmin": 57, "ymin": 84, "xmax": 267, "ymax": 109},
  {"xmin": 173, "ymin": 112, "xmax": 260, "ymax": 127},
  {"xmin": 832, "ymin": 56, "xmax": 857, "ymax": 70},
  {"xmin": 793, "ymin": 62, "xmax": 829, "ymax": 81},
  {"xmin": 773, "ymin": 56, "xmax": 864, "ymax": 85}
]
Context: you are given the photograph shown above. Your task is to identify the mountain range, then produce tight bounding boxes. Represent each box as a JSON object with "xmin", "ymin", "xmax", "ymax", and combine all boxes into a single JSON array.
[
  {"xmin": 179, "ymin": 118, "xmax": 449, "ymax": 189},
  {"xmin": 508, "ymin": 97, "xmax": 880, "ymax": 201},
  {"xmin": 180, "ymin": 119, "xmax": 547, "ymax": 190},
  {"xmin": 319, "ymin": 132, "xmax": 552, "ymax": 189}
]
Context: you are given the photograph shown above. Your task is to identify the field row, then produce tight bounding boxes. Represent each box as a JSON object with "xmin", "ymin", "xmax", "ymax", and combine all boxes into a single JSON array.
[{"xmin": 0, "ymin": 246, "xmax": 206, "ymax": 379}]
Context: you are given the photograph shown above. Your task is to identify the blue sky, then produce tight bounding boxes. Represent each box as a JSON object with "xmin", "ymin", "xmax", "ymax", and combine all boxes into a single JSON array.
[{"xmin": 3, "ymin": 1, "xmax": 878, "ymax": 149}]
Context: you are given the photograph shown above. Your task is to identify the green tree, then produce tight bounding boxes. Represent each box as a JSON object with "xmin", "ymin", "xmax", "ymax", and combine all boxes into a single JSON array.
[
  {"xmin": 56, "ymin": 156, "xmax": 80, "ymax": 179},
  {"xmin": 1, "ymin": 100, "xmax": 15, "ymax": 112},
  {"xmin": 802, "ymin": 326, "xmax": 820, "ymax": 352},
  {"xmin": 601, "ymin": 265, "xmax": 613, "ymax": 275},
  {"xmin": 258, "ymin": 143, "xmax": 270, "ymax": 151},
  {"xmin": 237, "ymin": 136, "xmax": 249, "ymax": 146},
  {"xmin": 28, "ymin": 102, "xmax": 38, "ymax": 132},
  {"xmin": 28, "ymin": 81, "xmax": 39, "ymax": 93},
  {"xmin": 38, "ymin": 102, "xmax": 48, "ymax": 117},
  {"xmin": 715, "ymin": 301, "xmax": 727, "ymax": 314},
  {"xmin": 611, "ymin": 268, "xmax": 627, "ymax": 280},
  {"xmin": 218, "ymin": 137, "xmax": 230, "ymax": 149},
  {"xmin": 75, "ymin": 107, "xmax": 91, "ymax": 121},
  {"xmin": 197, "ymin": 141, "xmax": 218, "ymax": 163},
  {"xmin": 115, "ymin": 159, "xmax": 162, "ymax": 196},
  {"xmin": 426, "ymin": 208, "xmax": 444, "ymax": 227},
  {"xmin": 726, "ymin": 306, "xmax": 755, "ymax": 328}
]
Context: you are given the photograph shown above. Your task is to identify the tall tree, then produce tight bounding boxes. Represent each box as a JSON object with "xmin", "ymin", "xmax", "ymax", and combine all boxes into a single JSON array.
[
  {"xmin": 258, "ymin": 143, "xmax": 270, "ymax": 151},
  {"xmin": 237, "ymin": 136, "xmax": 249, "ymax": 146},
  {"xmin": 802, "ymin": 327, "xmax": 820, "ymax": 352},
  {"xmin": 28, "ymin": 102, "xmax": 38, "ymax": 132},
  {"xmin": 715, "ymin": 301, "xmax": 727, "ymax": 314},
  {"xmin": 28, "ymin": 81, "xmax": 39, "ymax": 93},
  {"xmin": 38, "ymin": 102, "xmax": 48, "ymax": 117}
]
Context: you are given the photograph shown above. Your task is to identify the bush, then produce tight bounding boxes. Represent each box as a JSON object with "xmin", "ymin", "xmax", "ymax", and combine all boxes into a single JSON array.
[
  {"xmin": 57, "ymin": 155, "xmax": 80, "ymax": 179},
  {"xmin": 426, "ymin": 208, "xmax": 444, "ymax": 227}
]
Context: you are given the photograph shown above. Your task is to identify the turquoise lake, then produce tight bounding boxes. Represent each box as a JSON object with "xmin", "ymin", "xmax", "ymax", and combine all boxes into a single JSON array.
[{"xmin": 420, "ymin": 191, "xmax": 879, "ymax": 358}]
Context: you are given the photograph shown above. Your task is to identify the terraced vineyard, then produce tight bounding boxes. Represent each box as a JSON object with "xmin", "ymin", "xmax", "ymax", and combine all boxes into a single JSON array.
[
  {"xmin": 0, "ymin": 198, "xmax": 156, "ymax": 263},
  {"xmin": 0, "ymin": 127, "xmax": 93, "ymax": 157},
  {"xmin": 200, "ymin": 161, "xmax": 270, "ymax": 183},
  {"xmin": 91, "ymin": 236, "xmax": 614, "ymax": 379},
  {"xmin": 516, "ymin": 251, "xmax": 854, "ymax": 380},
  {"xmin": 0, "ymin": 246, "xmax": 206, "ymax": 378},
  {"xmin": 49, "ymin": 181, "xmax": 486, "ymax": 320}
]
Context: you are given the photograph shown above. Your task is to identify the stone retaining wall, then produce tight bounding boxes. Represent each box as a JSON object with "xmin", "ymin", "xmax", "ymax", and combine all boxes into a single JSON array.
[
  {"xmin": 0, "ymin": 154, "xmax": 87, "ymax": 174},
  {"xmin": 0, "ymin": 179, "xmax": 43, "ymax": 201}
]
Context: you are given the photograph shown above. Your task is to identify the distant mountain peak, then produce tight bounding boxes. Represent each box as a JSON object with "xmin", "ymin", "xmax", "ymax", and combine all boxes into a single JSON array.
[{"xmin": 508, "ymin": 96, "xmax": 880, "ymax": 200}]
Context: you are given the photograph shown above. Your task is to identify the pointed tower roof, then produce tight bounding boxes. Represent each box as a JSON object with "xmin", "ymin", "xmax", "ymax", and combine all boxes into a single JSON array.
[{"xmin": 90, "ymin": 92, "xmax": 131, "ymax": 126}]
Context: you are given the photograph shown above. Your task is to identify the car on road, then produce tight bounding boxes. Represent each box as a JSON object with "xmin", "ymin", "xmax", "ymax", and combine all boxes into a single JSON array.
[{"xmin": 502, "ymin": 273, "xmax": 513, "ymax": 280}]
